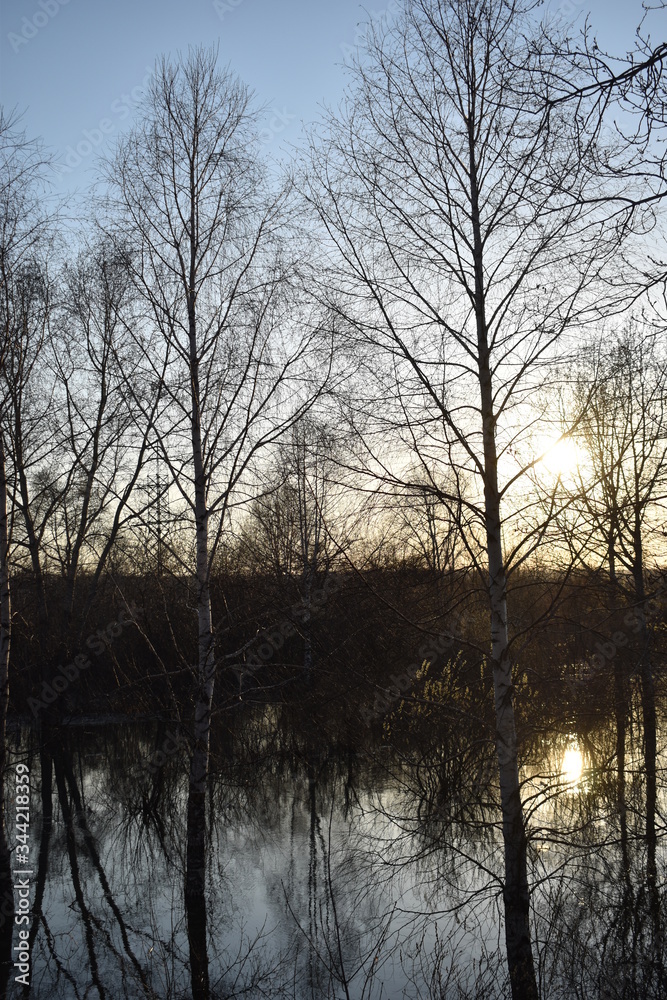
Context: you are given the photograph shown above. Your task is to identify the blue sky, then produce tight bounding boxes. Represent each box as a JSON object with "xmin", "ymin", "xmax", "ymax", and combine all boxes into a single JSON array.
[{"xmin": 0, "ymin": 0, "xmax": 656, "ymax": 197}]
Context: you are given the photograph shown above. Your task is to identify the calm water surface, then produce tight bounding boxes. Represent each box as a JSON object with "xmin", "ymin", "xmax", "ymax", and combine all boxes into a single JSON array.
[{"xmin": 4, "ymin": 695, "xmax": 666, "ymax": 999}]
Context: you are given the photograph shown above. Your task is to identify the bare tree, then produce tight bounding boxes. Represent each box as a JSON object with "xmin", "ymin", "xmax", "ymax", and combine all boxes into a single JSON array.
[
  {"xmin": 1, "ymin": 235, "xmax": 156, "ymax": 727},
  {"xmin": 569, "ymin": 322, "xmax": 667, "ymax": 899},
  {"xmin": 0, "ymin": 106, "xmax": 55, "ymax": 979},
  {"xmin": 569, "ymin": 325, "xmax": 667, "ymax": 591},
  {"xmin": 103, "ymin": 46, "xmax": 329, "ymax": 997},
  {"xmin": 53, "ymin": 243, "xmax": 157, "ymax": 629},
  {"xmin": 237, "ymin": 482, "xmax": 301, "ymax": 579},
  {"xmin": 239, "ymin": 416, "xmax": 348, "ymax": 585},
  {"xmin": 542, "ymin": 2, "xmax": 667, "ymax": 278},
  {"xmin": 305, "ymin": 1, "xmax": 654, "ymax": 994},
  {"xmin": 385, "ymin": 469, "xmax": 463, "ymax": 578},
  {"xmin": 281, "ymin": 418, "xmax": 339, "ymax": 671},
  {"xmin": 545, "ymin": 4, "xmax": 665, "ymax": 115}
]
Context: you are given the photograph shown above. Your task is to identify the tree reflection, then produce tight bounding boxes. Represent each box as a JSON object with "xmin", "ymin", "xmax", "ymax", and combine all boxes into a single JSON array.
[{"xmin": 3, "ymin": 695, "xmax": 664, "ymax": 998}]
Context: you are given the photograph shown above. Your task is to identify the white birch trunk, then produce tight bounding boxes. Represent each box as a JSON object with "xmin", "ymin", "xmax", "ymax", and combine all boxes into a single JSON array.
[
  {"xmin": 184, "ymin": 245, "xmax": 214, "ymax": 1000},
  {"xmin": 470, "ymin": 126, "xmax": 538, "ymax": 998}
]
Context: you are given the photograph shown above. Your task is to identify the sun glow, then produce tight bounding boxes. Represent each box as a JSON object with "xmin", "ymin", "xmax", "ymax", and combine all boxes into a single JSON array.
[
  {"xmin": 538, "ymin": 435, "xmax": 584, "ymax": 482},
  {"xmin": 561, "ymin": 745, "xmax": 584, "ymax": 788}
]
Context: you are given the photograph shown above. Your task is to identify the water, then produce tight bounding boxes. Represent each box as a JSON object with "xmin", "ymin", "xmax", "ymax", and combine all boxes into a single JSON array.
[{"xmin": 3, "ymin": 692, "xmax": 665, "ymax": 999}]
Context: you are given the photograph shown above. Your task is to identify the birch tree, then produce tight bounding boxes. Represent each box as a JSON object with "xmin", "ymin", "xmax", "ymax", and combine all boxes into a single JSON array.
[
  {"xmin": 306, "ymin": 1, "xmax": 652, "ymax": 994},
  {"xmin": 104, "ymin": 48, "xmax": 328, "ymax": 995}
]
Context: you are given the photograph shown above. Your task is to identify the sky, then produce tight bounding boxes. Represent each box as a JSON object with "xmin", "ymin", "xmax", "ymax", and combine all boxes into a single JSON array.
[{"xmin": 0, "ymin": 0, "xmax": 659, "ymax": 200}]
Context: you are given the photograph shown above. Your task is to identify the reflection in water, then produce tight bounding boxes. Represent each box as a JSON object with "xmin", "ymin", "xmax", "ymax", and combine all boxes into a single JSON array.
[{"xmin": 2, "ymin": 697, "xmax": 665, "ymax": 999}]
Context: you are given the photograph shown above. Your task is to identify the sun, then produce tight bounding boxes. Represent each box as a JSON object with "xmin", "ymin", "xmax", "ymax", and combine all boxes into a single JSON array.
[
  {"xmin": 561, "ymin": 745, "xmax": 584, "ymax": 788},
  {"xmin": 538, "ymin": 435, "xmax": 583, "ymax": 482}
]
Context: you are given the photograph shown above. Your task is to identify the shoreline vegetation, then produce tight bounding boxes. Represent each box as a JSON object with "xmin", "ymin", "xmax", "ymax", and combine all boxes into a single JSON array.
[{"xmin": 7, "ymin": 563, "xmax": 665, "ymax": 732}]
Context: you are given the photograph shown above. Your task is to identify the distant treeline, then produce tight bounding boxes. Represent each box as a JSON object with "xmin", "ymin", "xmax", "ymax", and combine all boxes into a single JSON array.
[{"xmin": 10, "ymin": 563, "xmax": 665, "ymax": 741}]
